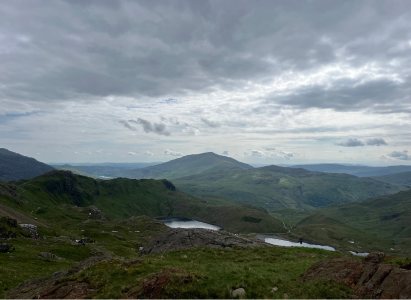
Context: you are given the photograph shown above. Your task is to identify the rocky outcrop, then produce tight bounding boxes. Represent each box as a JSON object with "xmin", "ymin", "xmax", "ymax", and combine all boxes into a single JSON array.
[
  {"xmin": 87, "ymin": 205, "xmax": 110, "ymax": 221},
  {"xmin": 6, "ymin": 255, "xmax": 110, "ymax": 299},
  {"xmin": 0, "ymin": 243, "xmax": 13, "ymax": 252},
  {"xmin": 38, "ymin": 252, "xmax": 63, "ymax": 260},
  {"xmin": 301, "ymin": 252, "xmax": 411, "ymax": 299},
  {"xmin": 19, "ymin": 224, "xmax": 37, "ymax": 235},
  {"xmin": 139, "ymin": 228, "xmax": 271, "ymax": 256}
]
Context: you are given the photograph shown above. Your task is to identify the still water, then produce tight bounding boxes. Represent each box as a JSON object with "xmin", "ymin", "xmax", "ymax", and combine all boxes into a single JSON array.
[
  {"xmin": 156, "ymin": 217, "xmax": 222, "ymax": 230},
  {"xmin": 265, "ymin": 237, "xmax": 335, "ymax": 251}
]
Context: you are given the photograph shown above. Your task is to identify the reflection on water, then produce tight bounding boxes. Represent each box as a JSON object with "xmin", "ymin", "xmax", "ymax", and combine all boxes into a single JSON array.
[
  {"xmin": 350, "ymin": 251, "xmax": 369, "ymax": 257},
  {"xmin": 265, "ymin": 238, "xmax": 335, "ymax": 251},
  {"xmin": 156, "ymin": 217, "xmax": 222, "ymax": 230}
]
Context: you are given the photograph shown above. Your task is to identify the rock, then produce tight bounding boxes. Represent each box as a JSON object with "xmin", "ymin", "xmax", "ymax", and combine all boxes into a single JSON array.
[
  {"xmin": 400, "ymin": 262, "xmax": 411, "ymax": 270},
  {"xmin": 364, "ymin": 252, "xmax": 385, "ymax": 264},
  {"xmin": 301, "ymin": 253, "xmax": 411, "ymax": 299},
  {"xmin": 284, "ymin": 293, "xmax": 289, "ymax": 299},
  {"xmin": 232, "ymin": 288, "xmax": 246, "ymax": 298},
  {"xmin": 38, "ymin": 252, "xmax": 63, "ymax": 260},
  {"xmin": 19, "ymin": 224, "xmax": 37, "ymax": 235},
  {"xmin": 87, "ymin": 205, "xmax": 111, "ymax": 221},
  {"xmin": 0, "ymin": 243, "xmax": 13, "ymax": 253},
  {"xmin": 272, "ymin": 287, "xmax": 278, "ymax": 292},
  {"xmin": 139, "ymin": 228, "xmax": 271, "ymax": 256}
]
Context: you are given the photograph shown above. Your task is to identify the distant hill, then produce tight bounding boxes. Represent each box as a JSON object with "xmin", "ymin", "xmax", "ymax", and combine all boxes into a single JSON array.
[
  {"xmin": 289, "ymin": 163, "xmax": 411, "ymax": 177},
  {"xmin": 0, "ymin": 170, "xmax": 285, "ymax": 234},
  {"xmin": 370, "ymin": 171, "xmax": 411, "ymax": 187},
  {"xmin": 117, "ymin": 152, "xmax": 254, "ymax": 180},
  {"xmin": 0, "ymin": 148, "xmax": 54, "ymax": 182},
  {"xmin": 173, "ymin": 165, "xmax": 407, "ymax": 210}
]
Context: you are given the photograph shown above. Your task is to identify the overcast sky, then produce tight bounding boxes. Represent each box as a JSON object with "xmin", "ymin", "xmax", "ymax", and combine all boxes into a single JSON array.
[{"xmin": 1, "ymin": 0, "xmax": 411, "ymax": 165}]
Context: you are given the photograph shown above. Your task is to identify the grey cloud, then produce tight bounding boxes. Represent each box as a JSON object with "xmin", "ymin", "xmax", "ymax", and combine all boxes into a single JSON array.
[
  {"xmin": 335, "ymin": 138, "xmax": 365, "ymax": 147},
  {"xmin": 366, "ymin": 138, "xmax": 388, "ymax": 146},
  {"xmin": 244, "ymin": 150, "xmax": 265, "ymax": 158},
  {"xmin": 1, "ymin": 0, "xmax": 410, "ymax": 115},
  {"xmin": 264, "ymin": 147, "xmax": 276, "ymax": 151},
  {"xmin": 201, "ymin": 118, "xmax": 221, "ymax": 128},
  {"xmin": 119, "ymin": 120, "xmax": 137, "ymax": 131},
  {"xmin": 129, "ymin": 118, "xmax": 170, "ymax": 136},
  {"xmin": 222, "ymin": 150, "xmax": 229, "ymax": 155},
  {"xmin": 387, "ymin": 149, "xmax": 410, "ymax": 160}
]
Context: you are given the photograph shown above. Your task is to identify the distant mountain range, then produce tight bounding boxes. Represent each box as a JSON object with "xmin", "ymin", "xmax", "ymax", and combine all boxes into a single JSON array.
[
  {"xmin": 289, "ymin": 163, "xmax": 411, "ymax": 177},
  {"xmin": 371, "ymin": 171, "xmax": 411, "ymax": 188},
  {"xmin": 117, "ymin": 152, "xmax": 254, "ymax": 179},
  {"xmin": 0, "ymin": 148, "xmax": 54, "ymax": 182},
  {"xmin": 173, "ymin": 164, "xmax": 407, "ymax": 210}
]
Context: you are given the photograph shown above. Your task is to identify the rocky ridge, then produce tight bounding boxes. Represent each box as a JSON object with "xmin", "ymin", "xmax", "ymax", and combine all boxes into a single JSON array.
[{"xmin": 301, "ymin": 252, "xmax": 411, "ymax": 299}]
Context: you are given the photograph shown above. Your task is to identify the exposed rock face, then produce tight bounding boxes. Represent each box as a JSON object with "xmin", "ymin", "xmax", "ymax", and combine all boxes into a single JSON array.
[
  {"xmin": 139, "ymin": 228, "xmax": 271, "ymax": 256},
  {"xmin": 6, "ymin": 255, "xmax": 110, "ymax": 299},
  {"xmin": 0, "ymin": 243, "xmax": 13, "ymax": 252},
  {"xmin": 301, "ymin": 252, "xmax": 411, "ymax": 299},
  {"xmin": 19, "ymin": 224, "xmax": 37, "ymax": 235},
  {"xmin": 87, "ymin": 205, "xmax": 110, "ymax": 221}
]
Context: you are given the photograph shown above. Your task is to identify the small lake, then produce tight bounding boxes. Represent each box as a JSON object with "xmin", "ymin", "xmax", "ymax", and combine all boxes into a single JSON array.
[
  {"xmin": 350, "ymin": 251, "xmax": 369, "ymax": 257},
  {"xmin": 265, "ymin": 237, "xmax": 335, "ymax": 251},
  {"xmin": 156, "ymin": 217, "xmax": 222, "ymax": 230}
]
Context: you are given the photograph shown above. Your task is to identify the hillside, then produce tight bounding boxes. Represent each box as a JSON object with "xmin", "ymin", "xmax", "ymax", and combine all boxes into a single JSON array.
[
  {"xmin": 289, "ymin": 163, "xmax": 411, "ymax": 177},
  {"xmin": 0, "ymin": 170, "xmax": 285, "ymax": 234},
  {"xmin": 173, "ymin": 165, "xmax": 407, "ymax": 210},
  {"xmin": 118, "ymin": 152, "xmax": 254, "ymax": 180},
  {"xmin": 0, "ymin": 148, "xmax": 54, "ymax": 182},
  {"xmin": 371, "ymin": 171, "xmax": 411, "ymax": 187}
]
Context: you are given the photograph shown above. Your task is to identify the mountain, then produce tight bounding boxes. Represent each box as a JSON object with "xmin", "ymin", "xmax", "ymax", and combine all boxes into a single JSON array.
[
  {"xmin": 117, "ymin": 152, "xmax": 254, "ymax": 180},
  {"xmin": 173, "ymin": 165, "xmax": 407, "ymax": 210},
  {"xmin": 0, "ymin": 170, "xmax": 285, "ymax": 234},
  {"xmin": 370, "ymin": 171, "xmax": 411, "ymax": 187},
  {"xmin": 289, "ymin": 163, "xmax": 411, "ymax": 177},
  {"xmin": 0, "ymin": 148, "xmax": 54, "ymax": 182}
]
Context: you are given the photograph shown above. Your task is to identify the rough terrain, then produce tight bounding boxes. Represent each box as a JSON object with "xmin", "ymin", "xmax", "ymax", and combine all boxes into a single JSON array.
[{"xmin": 301, "ymin": 252, "xmax": 411, "ymax": 299}]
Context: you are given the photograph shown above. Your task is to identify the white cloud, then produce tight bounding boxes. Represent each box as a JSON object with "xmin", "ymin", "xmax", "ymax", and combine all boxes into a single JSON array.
[
  {"xmin": 143, "ymin": 151, "xmax": 154, "ymax": 155},
  {"xmin": 127, "ymin": 151, "xmax": 138, "ymax": 156},
  {"xmin": 164, "ymin": 149, "xmax": 183, "ymax": 156}
]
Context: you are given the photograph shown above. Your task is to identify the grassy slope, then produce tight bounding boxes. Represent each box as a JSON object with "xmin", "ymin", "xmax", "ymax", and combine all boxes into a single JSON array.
[
  {"xmin": 117, "ymin": 152, "xmax": 254, "ymax": 180},
  {"xmin": 0, "ymin": 171, "xmax": 285, "ymax": 234},
  {"xmin": 370, "ymin": 171, "xmax": 411, "ymax": 187},
  {"xmin": 272, "ymin": 189, "xmax": 411, "ymax": 257},
  {"xmin": 173, "ymin": 165, "xmax": 406, "ymax": 211}
]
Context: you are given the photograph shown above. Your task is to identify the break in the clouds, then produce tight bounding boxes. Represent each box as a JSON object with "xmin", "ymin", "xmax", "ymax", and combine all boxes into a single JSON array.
[{"xmin": 0, "ymin": 1, "xmax": 410, "ymax": 165}]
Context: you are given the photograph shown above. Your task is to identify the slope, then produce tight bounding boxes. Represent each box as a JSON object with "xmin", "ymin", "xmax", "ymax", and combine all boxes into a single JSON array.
[
  {"xmin": 0, "ymin": 170, "xmax": 285, "ymax": 234},
  {"xmin": 173, "ymin": 165, "xmax": 407, "ymax": 210},
  {"xmin": 117, "ymin": 152, "xmax": 253, "ymax": 180},
  {"xmin": 370, "ymin": 171, "xmax": 411, "ymax": 187},
  {"xmin": 289, "ymin": 163, "xmax": 411, "ymax": 177},
  {"xmin": 0, "ymin": 148, "xmax": 54, "ymax": 182}
]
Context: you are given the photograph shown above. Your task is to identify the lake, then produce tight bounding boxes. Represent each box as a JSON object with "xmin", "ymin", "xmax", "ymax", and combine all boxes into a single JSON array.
[
  {"xmin": 155, "ymin": 217, "xmax": 222, "ymax": 230},
  {"xmin": 265, "ymin": 237, "xmax": 335, "ymax": 251}
]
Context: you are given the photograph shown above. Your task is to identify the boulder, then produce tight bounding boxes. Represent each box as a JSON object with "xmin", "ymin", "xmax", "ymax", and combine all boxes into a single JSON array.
[
  {"xmin": 302, "ymin": 252, "xmax": 411, "ymax": 299},
  {"xmin": 38, "ymin": 252, "xmax": 63, "ymax": 260},
  {"xmin": 139, "ymin": 228, "xmax": 271, "ymax": 256},
  {"xmin": 232, "ymin": 288, "xmax": 246, "ymax": 298},
  {"xmin": 87, "ymin": 205, "xmax": 111, "ymax": 221},
  {"xmin": 19, "ymin": 224, "xmax": 37, "ymax": 235},
  {"xmin": 0, "ymin": 243, "xmax": 13, "ymax": 252}
]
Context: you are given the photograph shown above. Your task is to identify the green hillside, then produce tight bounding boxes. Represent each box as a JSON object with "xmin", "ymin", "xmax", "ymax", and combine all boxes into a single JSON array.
[
  {"xmin": 370, "ymin": 171, "xmax": 411, "ymax": 187},
  {"xmin": 290, "ymin": 163, "xmax": 411, "ymax": 177},
  {"xmin": 117, "ymin": 152, "xmax": 253, "ymax": 180},
  {"xmin": 173, "ymin": 165, "xmax": 407, "ymax": 211},
  {"xmin": 0, "ymin": 148, "xmax": 54, "ymax": 182},
  {"xmin": 0, "ymin": 170, "xmax": 285, "ymax": 234}
]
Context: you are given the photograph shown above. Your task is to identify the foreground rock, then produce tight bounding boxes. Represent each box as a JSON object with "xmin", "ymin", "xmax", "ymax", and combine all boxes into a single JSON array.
[
  {"xmin": 301, "ymin": 252, "xmax": 411, "ymax": 299},
  {"xmin": 6, "ymin": 255, "xmax": 110, "ymax": 299},
  {"xmin": 0, "ymin": 242, "xmax": 13, "ymax": 252},
  {"xmin": 139, "ymin": 228, "xmax": 271, "ymax": 256}
]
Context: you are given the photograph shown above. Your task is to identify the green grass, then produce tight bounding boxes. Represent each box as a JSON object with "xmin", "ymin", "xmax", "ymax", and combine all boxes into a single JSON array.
[
  {"xmin": 65, "ymin": 246, "xmax": 354, "ymax": 299},
  {"xmin": 173, "ymin": 165, "xmax": 406, "ymax": 211}
]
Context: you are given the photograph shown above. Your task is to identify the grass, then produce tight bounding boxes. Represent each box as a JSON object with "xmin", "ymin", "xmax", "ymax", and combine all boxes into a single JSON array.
[{"xmin": 68, "ymin": 246, "xmax": 354, "ymax": 299}]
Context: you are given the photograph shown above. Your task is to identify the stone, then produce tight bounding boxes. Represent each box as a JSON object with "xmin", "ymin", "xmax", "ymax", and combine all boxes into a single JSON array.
[
  {"xmin": 19, "ymin": 224, "xmax": 37, "ymax": 235},
  {"xmin": 232, "ymin": 288, "xmax": 246, "ymax": 298},
  {"xmin": 272, "ymin": 287, "xmax": 278, "ymax": 292},
  {"xmin": 38, "ymin": 252, "xmax": 63, "ymax": 260},
  {"xmin": 139, "ymin": 228, "xmax": 271, "ymax": 256},
  {"xmin": 0, "ymin": 243, "xmax": 13, "ymax": 253},
  {"xmin": 364, "ymin": 252, "xmax": 385, "ymax": 264}
]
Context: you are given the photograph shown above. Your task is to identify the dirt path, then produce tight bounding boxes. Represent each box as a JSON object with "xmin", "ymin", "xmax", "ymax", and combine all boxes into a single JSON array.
[{"xmin": 0, "ymin": 204, "xmax": 46, "ymax": 227}]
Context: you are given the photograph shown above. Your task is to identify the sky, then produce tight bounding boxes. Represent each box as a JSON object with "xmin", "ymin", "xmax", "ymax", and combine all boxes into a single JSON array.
[{"xmin": 1, "ymin": 0, "xmax": 411, "ymax": 166}]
